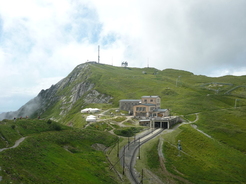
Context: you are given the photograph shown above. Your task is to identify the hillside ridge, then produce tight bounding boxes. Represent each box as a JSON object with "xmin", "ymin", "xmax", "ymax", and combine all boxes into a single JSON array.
[{"xmin": 1, "ymin": 62, "xmax": 246, "ymax": 122}]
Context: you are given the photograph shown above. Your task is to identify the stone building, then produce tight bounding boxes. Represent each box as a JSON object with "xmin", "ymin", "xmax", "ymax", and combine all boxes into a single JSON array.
[
  {"xmin": 133, "ymin": 96, "xmax": 169, "ymax": 118},
  {"xmin": 119, "ymin": 95, "xmax": 180, "ymax": 129},
  {"xmin": 119, "ymin": 96, "xmax": 169, "ymax": 117},
  {"xmin": 119, "ymin": 99, "xmax": 141, "ymax": 114}
]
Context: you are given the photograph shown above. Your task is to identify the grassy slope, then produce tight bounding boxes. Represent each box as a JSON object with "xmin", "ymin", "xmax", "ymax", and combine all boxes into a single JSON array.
[
  {"xmin": 88, "ymin": 64, "xmax": 246, "ymax": 115},
  {"xmin": 162, "ymin": 124, "xmax": 246, "ymax": 183},
  {"xmin": 79, "ymin": 64, "xmax": 246, "ymax": 183},
  {"xmin": 84, "ymin": 65, "xmax": 246, "ymax": 183},
  {"xmin": 0, "ymin": 119, "xmax": 118, "ymax": 184},
  {"xmin": 39, "ymin": 63, "xmax": 246, "ymax": 124},
  {"xmin": 195, "ymin": 107, "xmax": 246, "ymax": 153},
  {"xmin": 2, "ymin": 64, "xmax": 246, "ymax": 183}
]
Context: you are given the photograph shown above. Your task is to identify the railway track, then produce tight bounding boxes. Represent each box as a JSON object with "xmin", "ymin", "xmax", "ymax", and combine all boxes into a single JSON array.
[{"xmin": 120, "ymin": 128, "xmax": 164, "ymax": 184}]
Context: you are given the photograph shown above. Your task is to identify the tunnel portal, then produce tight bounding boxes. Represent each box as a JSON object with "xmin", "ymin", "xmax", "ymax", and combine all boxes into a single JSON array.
[{"xmin": 154, "ymin": 122, "xmax": 168, "ymax": 129}]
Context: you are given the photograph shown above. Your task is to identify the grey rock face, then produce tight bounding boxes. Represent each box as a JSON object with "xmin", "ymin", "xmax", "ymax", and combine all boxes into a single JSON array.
[{"xmin": 0, "ymin": 63, "xmax": 112, "ymax": 120}]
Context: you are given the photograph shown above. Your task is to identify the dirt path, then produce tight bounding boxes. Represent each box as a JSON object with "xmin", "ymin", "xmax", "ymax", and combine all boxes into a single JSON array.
[
  {"xmin": 118, "ymin": 116, "xmax": 133, "ymax": 127},
  {"xmin": 157, "ymin": 137, "xmax": 192, "ymax": 184},
  {"xmin": 0, "ymin": 137, "xmax": 27, "ymax": 181},
  {"xmin": 0, "ymin": 137, "xmax": 26, "ymax": 152}
]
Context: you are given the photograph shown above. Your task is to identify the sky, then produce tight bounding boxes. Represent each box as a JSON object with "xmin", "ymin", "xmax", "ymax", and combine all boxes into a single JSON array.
[{"xmin": 0, "ymin": 0, "xmax": 246, "ymax": 112}]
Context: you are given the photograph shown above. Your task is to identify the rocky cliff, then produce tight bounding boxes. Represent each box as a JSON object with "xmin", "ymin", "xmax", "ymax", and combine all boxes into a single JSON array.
[{"xmin": 0, "ymin": 62, "xmax": 112, "ymax": 120}]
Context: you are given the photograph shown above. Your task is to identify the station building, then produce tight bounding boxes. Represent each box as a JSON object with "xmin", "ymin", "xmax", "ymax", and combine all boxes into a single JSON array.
[{"xmin": 119, "ymin": 96, "xmax": 181, "ymax": 129}]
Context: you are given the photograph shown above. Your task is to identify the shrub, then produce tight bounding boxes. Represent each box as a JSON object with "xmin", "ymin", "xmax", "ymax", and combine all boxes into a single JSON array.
[
  {"xmin": 50, "ymin": 122, "xmax": 62, "ymax": 131},
  {"xmin": 46, "ymin": 119, "xmax": 52, "ymax": 124}
]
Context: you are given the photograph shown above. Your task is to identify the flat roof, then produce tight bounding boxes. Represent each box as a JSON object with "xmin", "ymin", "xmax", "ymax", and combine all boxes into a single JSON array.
[
  {"xmin": 120, "ymin": 99, "xmax": 140, "ymax": 102},
  {"xmin": 141, "ymin": 96, "xmax": 159, "ymax": 98},
  {"xmin": 139, "ymin": 119, "xmax": 151, "ymax": 122},
  {"xmin": 153, "ymin": 109, "xmax": 168, "ymax": 112},
  {"xmin": 134, "ymin": 103, "xmax": 156, "ymax": 106}
]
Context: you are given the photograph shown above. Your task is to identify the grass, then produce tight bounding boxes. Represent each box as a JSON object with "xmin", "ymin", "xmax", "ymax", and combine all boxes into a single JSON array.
[
  {"xmin": 86, "ymin": 122, "xmax": 113, "ymax": 131},
  {"xmin": 183, "ymin": 113, "xmax": 197, "ymax": 122},
  {"xmin": 0, "ymin": 119, "xmax": 120, "ymax": 184},
  {"xmin": 141, "ymin": 124, "xmax": 246, "ymax": 184},
  {"xmin": 164, "ymin": 125, "xmax": 246, "ymax": 183},
  {"xmin": 113, "ymin": 127, "xmax": 144, "ymax": 137},
  {"xmin": 32, "ymin": 63, "xmax": 246, "ymax": 126},
  {"xmin": 0, "ymin": 119, "xmax": 70, "ymax": 148},
  {"xmin": 2, "ymin": 63, "xmax": 246, "ymax": 183},
  {"xmin": 194, "ymin": 107, "xmax": 246, "ymax": 153}
]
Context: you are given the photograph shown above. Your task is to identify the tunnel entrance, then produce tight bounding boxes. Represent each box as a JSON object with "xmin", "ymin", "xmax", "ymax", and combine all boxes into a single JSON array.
[
  {"xmin": 154, "ymin": 121, "xmax": 168, "ymax": 129},
  {"xmin": 155, "ymin": 122, "xmax": 161, "ymax": 128}
]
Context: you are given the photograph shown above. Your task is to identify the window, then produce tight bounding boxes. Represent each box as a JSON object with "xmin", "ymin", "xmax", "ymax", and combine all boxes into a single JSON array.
[{"xmin": 136, "ymin": 107, "xmax": 146, "ymax": 111}]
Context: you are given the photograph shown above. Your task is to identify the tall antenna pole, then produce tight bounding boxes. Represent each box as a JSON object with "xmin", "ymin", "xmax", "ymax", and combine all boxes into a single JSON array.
[{"xmin": 98, "ymin": 45, "xmax": 100, "ymax": 63}]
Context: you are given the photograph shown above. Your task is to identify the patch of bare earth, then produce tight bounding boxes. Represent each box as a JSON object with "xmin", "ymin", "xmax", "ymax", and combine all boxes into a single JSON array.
[{"xmin": 91, "ymin": 143, "xmax": 107, "ymax": 151}]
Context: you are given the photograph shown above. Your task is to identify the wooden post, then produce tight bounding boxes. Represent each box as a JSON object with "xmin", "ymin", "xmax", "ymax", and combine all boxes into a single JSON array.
[
  {"xmin": 117, "ymin": 137, "xmax": 119, "ymax": 157},
  {"xmin": 141, "ymin": 169, "xmax": 144, "ymax": 184},
  {"xmin": 123, "ymin": 145, "xmax": 125, "ymax": 175}
]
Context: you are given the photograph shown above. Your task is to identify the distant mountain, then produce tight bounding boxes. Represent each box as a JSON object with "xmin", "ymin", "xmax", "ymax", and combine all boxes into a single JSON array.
[
  {"xmin": 0, "ymin": 63, "xmax": 112, "ymax": 121},
  {"xmin": 1, "ymin": 62, "xmax": 246, "ymax": 123}
]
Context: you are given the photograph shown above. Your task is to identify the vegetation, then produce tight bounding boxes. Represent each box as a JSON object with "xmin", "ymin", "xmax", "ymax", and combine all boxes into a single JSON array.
[
  {"xmin": 161, "ymin": 124, "xmax": 246, "ymax": 183},
  {"xmin": 1, "ymin": 63, "xmax": 246, "ymax": 183},
  {"xmin": 0, "ymin": 119, "xmax": 119, "ymax": 184},
  {"xmin": 113, "ymin": 127, "xmax": 144, "ymax": 137}
]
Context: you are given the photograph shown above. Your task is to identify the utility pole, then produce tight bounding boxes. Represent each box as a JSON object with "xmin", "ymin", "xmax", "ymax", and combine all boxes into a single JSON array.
[
  {"xmin": 178, "ymin": 140, "xmax": 182, "ymax": 156},
  {"xmin": 139, "ymin": 137, "xmax": 141, "ymax": 159},
  {"xmin": 123, "ymin": 145, "xmax": 125, "ymax": 175},
  {"xmin": 128, "ymin": 136, "xmax": 130, "ymax": 150},
  {"xmin": 117, "ymin": 137, "xmax": 119, "ymax": 157},
  {"xmin": 141, "ymin": 169, "xmax": 144, "ymax": 184},
  {"xmin": 235, "ymin": 99, "xmax": 238, "ymax": 108}
]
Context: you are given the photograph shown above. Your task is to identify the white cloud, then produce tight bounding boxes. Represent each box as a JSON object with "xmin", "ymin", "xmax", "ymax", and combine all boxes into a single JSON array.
[{"xmin": 0, "ymin": 0, "xmax": 246, "ymax": 111}]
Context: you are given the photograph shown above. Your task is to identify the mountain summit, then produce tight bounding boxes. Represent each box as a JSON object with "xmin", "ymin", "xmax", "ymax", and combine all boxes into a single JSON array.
[
  {"xmin": 1, "ymin": 62, "xmax": 246, "ymax": 123},
  {"xmin": 0, "ymin": 62, "xmax": 112, "ymax": 121}
]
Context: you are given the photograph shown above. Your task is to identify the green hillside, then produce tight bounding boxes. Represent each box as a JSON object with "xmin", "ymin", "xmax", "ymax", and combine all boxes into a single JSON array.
[
  {"xmin": 87, "ymin": 64, "xmax": 246, "ymax": 116},
  {"xmin": 1, "ymin": 63, "xmax": 246, "ymax": 183},
  {"xmin": 0, "ymin": 119, "xmax": 119, "ymax": 184},
  {"xmin": 32, "ymin": 63, "xmax": 246, "ymax": 125}
]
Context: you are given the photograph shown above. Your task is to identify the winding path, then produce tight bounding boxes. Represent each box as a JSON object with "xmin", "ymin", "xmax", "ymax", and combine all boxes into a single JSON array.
[{"xmin": 0, "ymin": 137, "xmax": 26, "ymax": 152}]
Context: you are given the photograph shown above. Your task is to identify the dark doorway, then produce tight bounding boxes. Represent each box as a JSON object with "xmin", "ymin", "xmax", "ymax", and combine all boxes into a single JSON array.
[
  {"xmin": 163, "ymin": 122, "xmax": 168, "ymax": 129},
  {"xmin": 155, "ymin": 122, "xmax": 160, "ymax": 128},
  {"xmin": 154, "ymin": 121, "xmax": 168, "ymax": 128}
]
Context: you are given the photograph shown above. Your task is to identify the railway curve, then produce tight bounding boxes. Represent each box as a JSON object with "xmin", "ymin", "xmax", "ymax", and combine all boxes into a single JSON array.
[{"xmin": 120, "ymin": 128, "xmax": 164, "ymax": 184}]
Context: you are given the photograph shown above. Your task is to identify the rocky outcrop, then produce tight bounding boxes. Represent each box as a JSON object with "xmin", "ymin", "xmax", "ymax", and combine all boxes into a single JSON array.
[
  {"xmin": 84, "ymin": 90, "xmax": 113, "ymax": 104},
  {"xmin": 0, "ymin": 63, "xmax": 112, "ymax": 120}
]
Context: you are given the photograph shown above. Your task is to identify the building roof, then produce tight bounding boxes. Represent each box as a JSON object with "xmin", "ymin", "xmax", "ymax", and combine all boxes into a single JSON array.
[
  {"xmin": 141, "ymin": 96, "xmax": 159, "ymax": 98},
  {"xmin": 134, "ymin": 103, "xmax": 156, "ymax": 107},
  {"xmin": 139, "ymin": 119, "xmax": 151, "ymax": 122},
  {"xmin": 153, "ymin": 109, "xmax": 168, "ymax": 112},
  {"xmin": 120, "ymin": 99, "xmax": 140, "ymax": 102}
]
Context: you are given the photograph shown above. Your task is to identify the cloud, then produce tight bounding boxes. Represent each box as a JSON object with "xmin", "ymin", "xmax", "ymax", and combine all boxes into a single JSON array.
[
  {"xmin": 0, "ymin": 0, "xmax": 246, "ymax": 111},
  {"xmin": 91, "ymin": 0, "xmax": 246, "ymax": 75}
]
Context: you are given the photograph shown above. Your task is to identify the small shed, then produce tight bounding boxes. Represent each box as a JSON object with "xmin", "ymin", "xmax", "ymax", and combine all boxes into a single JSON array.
[
  {"xmin": 81, "ymin": 108, "xmax": 100, "ymax": 113},
  {"xmin": 86, "ymin": 115, "xmax": 97, "ymax": 122}
]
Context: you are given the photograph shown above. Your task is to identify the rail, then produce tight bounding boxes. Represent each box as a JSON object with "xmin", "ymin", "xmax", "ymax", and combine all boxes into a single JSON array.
[{"xmin": 126, "ymin": 128, "xmax": 164, "ymax": 184}]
